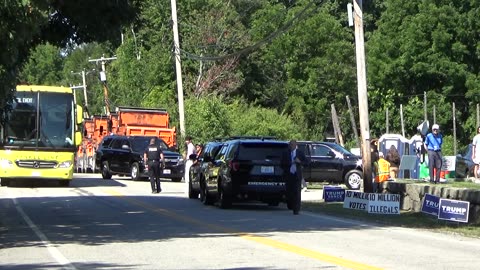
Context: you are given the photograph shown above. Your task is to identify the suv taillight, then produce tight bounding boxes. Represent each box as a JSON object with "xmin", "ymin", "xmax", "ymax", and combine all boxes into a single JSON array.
[{"xmin": 229, "ymin": 160, "xmax": 240, "ymax": 171}]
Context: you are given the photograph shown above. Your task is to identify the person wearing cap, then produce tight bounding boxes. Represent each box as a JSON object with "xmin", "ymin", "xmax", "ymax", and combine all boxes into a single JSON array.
[
  {"xmin": 424, "ymin": 124, "xmax": 443, "ymax": 184},
  {"xmin": 471, "ymin": 126, "xmax": 480, "ymax": 179}
]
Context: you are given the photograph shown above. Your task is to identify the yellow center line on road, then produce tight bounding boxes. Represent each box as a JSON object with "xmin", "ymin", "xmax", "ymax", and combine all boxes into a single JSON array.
[{"xmin": 103, "ymin": 189, "xmax": 383, "ymax": 270}]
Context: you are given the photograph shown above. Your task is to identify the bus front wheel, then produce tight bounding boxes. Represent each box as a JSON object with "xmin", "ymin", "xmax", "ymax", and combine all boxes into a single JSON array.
[
  {"xmin": 1, "ymin": 179, "xmax": 10, "ymax": 186},
  {"xmin": 59, "ymin": 180, "xmax": 70, "ymax": 187}
]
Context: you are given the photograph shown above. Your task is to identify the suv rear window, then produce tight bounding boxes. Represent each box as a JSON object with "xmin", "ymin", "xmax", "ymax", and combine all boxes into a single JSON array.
[
  {"xmin": 237, "ymin": 142, "xmax": 287, "ymax": 160},
  {"xmin": 100, "ymin": 137, "xmax": 113, "ymax": 148},
  {"xmin": 131, "ymin": 137, "xmax": 168, "ymax": 152},
  {"xmin": 328, "ymin": 143, "xmax": 355, "ymax": 155}
]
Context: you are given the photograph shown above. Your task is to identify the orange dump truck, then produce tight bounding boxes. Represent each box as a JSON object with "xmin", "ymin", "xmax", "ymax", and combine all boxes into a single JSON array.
[
  {"xmin": 113, "ymin": 106, "xmax": 177, "ymax": 148},
  {"xmin": 76, "ymin": 107, "xmax": 177, "ymax": 173},
  {"xmin": 76, "ymin": 115, "xmax": 110, "ymax": 173}
]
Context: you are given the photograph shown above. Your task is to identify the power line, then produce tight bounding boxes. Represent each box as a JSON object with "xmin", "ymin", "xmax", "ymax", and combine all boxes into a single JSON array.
[{"xmin": 178, "ymin": 0, "xmax": 323, "ymax": 62}]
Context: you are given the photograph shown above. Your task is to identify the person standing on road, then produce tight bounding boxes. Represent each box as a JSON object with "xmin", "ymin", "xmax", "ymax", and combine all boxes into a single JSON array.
[
  {"xmin": 283, "ymin": 140, "xmax": 308, "ymax": 215},
  {"xmin": 471, "ymin": 126, "xmax": 480, "ymax": 179},
  {"xmin": 184, "ymin": 136, "xmax": 196, "ymax": 195},
  {"xmin": 424, "ymin": 124, "xmax": 443, "ymax": 184},
  {"xmin": 144, "ymin": 138, "xmax": 165, "ymax": 194}
]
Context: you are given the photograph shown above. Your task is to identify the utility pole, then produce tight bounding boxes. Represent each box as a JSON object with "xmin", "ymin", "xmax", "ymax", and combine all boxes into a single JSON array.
[
  {"xmin": 477, "ymin": 104, "xmax": 479, "ymax": 128},
  {"xmin": 81, "ymin": 70, "xmax": 88, "ymax": 116},
  {"xmin": 89, "ymin": 55, "xmax": 117, "ymax": 116},
  {"xmin": 453, "ymin": 102, "xmax": 457, "ymax": 155},
  {"xmin": 352, "ymin": 0, "xmax": 372, "ymax": 192},
  {"xmin": 70, "ymin": 85, "xmax": 79, "ymax": 104},
  {"xmin": 386, "ymin": 107, "xmax": 389, "ymax": 134},
  {"xmin": 400, "ymin": 104, "xmax": 405, "ymax": 137},
  {"xmin": 171, "ymin": 0, "xmax": 186, "ymax": 138},
  {"xmin": 71, "ymin": 69, "xmax": 95, "ymax": 118},
  {"xmin": 331, "ymin": 104, "xmax": 344, "ymax": 146},
  {"xmin": 424, "ymin": 91, "xmax": 427, "ymax": 121},
  {"xmin": 346, "ymin": 96, "xmax": 360, "ymax": 148}
]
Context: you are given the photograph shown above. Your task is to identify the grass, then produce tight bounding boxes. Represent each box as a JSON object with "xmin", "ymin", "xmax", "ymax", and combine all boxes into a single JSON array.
[
  {"xmin": 307, "ymin": 179, "xmax": 480, "ymax": 190},
  {"xmin": 302, "ymin": 198, "xmax": 480, "ymax": 239}
]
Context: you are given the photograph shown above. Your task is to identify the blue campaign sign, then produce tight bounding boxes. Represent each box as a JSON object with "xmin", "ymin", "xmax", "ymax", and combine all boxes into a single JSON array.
[
  {"xmin": 438, "ymin": 198, "xmax": 470, "ymax": 223},
  {"xmin": 421, "ymin": 194, "xmax": 440, "ymax": 216},
  {"xmin": 323, "ymin": 186, "xmax": 345, "ymax": 202}
]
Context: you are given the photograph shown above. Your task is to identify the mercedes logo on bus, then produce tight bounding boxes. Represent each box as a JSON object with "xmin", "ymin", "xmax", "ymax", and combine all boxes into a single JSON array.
[{"xmin": 33, "ymin": 161, "xmax": 40, "ymax": 168}]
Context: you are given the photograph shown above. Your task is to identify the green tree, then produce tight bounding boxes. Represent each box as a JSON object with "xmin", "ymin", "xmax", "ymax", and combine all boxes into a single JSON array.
[
  {"xmin": 18, "ymin": 43, "xmax": 64, "ymax": 85},
  {"xmin": 367, "ymin": 0, "xmax": 480, "ymax": 149},
  {"xmin": 0, "ymin": 1, "xmax": 137, "ymax": 110},
  {"xmin": 244, "ymin": 0, "xmax": 356, "ymax": 141}
]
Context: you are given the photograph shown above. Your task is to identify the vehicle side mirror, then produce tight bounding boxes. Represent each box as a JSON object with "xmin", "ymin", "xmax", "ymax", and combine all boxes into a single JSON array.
[
  {"xmin": 76, "ymin": 105, "xmax": 83, "ymax": 125},
  {"xmin": 74, "ymin": 131, "xmax": 82, "ymax": 147},
  {"xmin": 328, "ymin": 151, "xmax": 336, "ymax": 158}
]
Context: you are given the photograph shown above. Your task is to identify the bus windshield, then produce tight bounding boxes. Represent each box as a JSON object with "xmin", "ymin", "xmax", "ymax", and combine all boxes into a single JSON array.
[{"xmin": 1, "ymin": 91, "xmax": 75, "ymax": 149}]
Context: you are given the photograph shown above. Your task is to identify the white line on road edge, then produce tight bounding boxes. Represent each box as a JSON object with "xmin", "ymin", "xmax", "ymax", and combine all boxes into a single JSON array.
[{"xmin": 12, "ymin": 198, "xmax": 76, "ymax": 270}]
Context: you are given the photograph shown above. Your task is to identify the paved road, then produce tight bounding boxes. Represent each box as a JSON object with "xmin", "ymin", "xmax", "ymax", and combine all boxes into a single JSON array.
[{"xmin": 1, "ymin": 174, "xmax": 479, "ymax": 270}]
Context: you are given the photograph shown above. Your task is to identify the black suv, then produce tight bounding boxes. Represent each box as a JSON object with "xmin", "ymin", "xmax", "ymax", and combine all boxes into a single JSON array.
[
  {"xmin": 203, "ymin": 138, "xmax": 289, "ymax": 208},
  {"xmin": 297, "ymin": 141, "xmax": 363, "ymax": 189},
  {"xmin": 188, "ymin": 141, "xmax": 224, "ymax": 201},
  {"xmin": 95, "ymin": 135, "xmax": 184, "ymax": 182}
]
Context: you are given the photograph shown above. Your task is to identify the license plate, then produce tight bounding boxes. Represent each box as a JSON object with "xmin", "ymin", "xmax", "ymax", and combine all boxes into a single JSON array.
[
  {"xmin": 261, "ymin": 166, "xmax": 274, "ymax": 174},
  {"xmin": 31, "ymin": 171, "xmax": 41, "ymax": 176},
  {"xmin": 163, "ymin": 169, "xmax": 171, "ymax": 174}
]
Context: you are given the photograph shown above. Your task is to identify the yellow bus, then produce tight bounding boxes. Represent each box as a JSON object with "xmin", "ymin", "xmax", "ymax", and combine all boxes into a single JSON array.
[{"xmin": 0, "ymin": 85, "xmax": 83, "ymax": 186}]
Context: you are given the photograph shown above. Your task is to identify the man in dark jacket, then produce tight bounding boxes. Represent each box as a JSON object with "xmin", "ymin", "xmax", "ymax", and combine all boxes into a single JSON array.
[
  {"xmin": 144, "ymin": 138, "xmax": 165, "ymax": 193},
  {"xmin": 283, "ymin": 140, "xmax": 308, "ymax": 215}
]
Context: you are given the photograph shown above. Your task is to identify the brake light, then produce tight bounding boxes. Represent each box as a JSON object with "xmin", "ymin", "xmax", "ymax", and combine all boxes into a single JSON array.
[{"xmin": 229, "ymin": 160, "xmax": 240, "ymax": 171}]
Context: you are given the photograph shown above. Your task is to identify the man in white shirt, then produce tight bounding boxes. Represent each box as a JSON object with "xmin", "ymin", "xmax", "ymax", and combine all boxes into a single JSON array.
[
  {"xmin": 472, "ymin": 126, "xmax": 480, "ymax": 179},
  {"xmin": 184, "ymin": 136, "xmax": 196, "ymax": 195}
]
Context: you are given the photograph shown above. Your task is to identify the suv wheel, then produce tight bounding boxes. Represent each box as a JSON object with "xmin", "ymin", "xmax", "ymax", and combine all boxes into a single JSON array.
[
  {"xmin": 218, "ymin": 184, "xmax": 232, "ymax": 209},
  {"xmin": 268, "ymin": 201, "xmax": 280, "ymax": 207},
  {"xmin": 131, "ymin": 162, "xmax": 140, "ymax": 181},
  {"xmin": 345, "ymin": 170, "xmax": 362, "ymax": 190},
  {"xmin": 101, "ymin": 161, "xmax": 112, "ymax": 180},
  {"xmin": 188, "ymin": 180, "xmax": 199, "ymax": 199},
  {"xmin": 58, "ymin": 180, "xmax": 70, "ymax": 187},
  {"xmin": 200, "ymin": 178, "xmax": 214, "ymax": 205}
]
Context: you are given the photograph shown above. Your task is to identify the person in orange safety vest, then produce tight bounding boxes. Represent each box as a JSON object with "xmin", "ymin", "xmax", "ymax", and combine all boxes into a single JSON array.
[{"xmin": 374, "ymin": 152, "xmax": 390, "ymax": 193}]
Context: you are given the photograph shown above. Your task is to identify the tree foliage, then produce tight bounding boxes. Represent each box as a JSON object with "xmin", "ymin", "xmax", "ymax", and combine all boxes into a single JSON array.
[
  {"xmin": 0, "ymin": 0, "xmax": 137, "ymax": 108},
  {"xmin": 18, "ymin": 43, "xmax": 63, "ymax": 85},
  {"xmin": 7, "ymin": 0, "xmax": 480, "ymax": 153}
]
